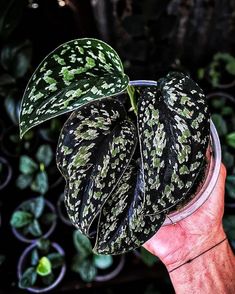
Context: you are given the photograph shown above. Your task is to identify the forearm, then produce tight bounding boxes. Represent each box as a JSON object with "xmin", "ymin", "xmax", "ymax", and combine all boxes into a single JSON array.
[{"xmin": 167, "ymin": 236, "xmax": 235, "ymax": 294}]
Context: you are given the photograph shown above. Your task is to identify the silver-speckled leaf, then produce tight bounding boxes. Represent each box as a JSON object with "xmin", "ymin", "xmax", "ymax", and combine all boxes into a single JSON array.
[
  {"xmin": 137, "ymin": 72, "xmax": 210, "ymax": 215},
  {"xmin": 94, "ymin": 163, "xmax": 166, "ymax": 254},
  {"xmin": 20, "ymin": 38, "xmax": 129, "ymax": 137},
  {"xmin": 56, "ymin": 98, "xmax": 137, "ymax": 235}
]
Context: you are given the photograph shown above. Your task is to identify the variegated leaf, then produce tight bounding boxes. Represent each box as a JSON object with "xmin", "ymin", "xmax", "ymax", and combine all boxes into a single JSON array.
[
  {"xmin": 20, "ymin": 38, "xmax": 129, "ymax": 137},
  {"xmin": 56, "ymin": 98, "xmax": 137, "ymax": 235},
  {"xmin": 137, "ymin": 72, "xmax": 210, "ymax": 216},
  {"xmin": 94, "ymin": 163, "xmax": 166, "ymax": 254}
]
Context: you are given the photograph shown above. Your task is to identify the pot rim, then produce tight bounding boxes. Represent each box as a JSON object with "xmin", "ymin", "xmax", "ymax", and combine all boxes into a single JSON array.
[
  {"xmin": 94, "ymin": 255, "xmax": 125, "ymax": 282},
  {"xmin": 129, "ymin": 80, "xmax": 221, "ymax": 225},
  {"xmin": 17, "ymin": 242, "xmax": 66, "ymax": 293},
  {"xmin": 0, "ymin": 156, "xmax": 13, "ymax": 190},
  {"xmin": 12, "ymin": 199, "xmax": 57, "ymax": 243}
]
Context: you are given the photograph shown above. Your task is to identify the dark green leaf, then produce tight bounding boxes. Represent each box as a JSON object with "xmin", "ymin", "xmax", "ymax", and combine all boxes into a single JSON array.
[
  {"xmin": 71, "ymin": 253, "xmax": 87, "ymax": 273},
  {"xmin": 20, "ymin": 38, "xmax": 129, "ymax": 137},
  {"xmin": 29, "ymin": 196, "xmax": 45, "ymax": 218},
  {"xmin": 36, "ymin": 257, "xmax": 52, "ymax": 276},
  {"xmin": 226, "ymin": 132, "xmax": 235, "ymax": 149},
  {"xmin": 211, "ymin": 114, "xmax": 227, "ymax": 136},
  {"xmin": 1, "ymin": 40, "xmax": 32, "ymax": 78},
  {"xmin": 41, "ymin": 213, "xmax": 56, "ymax": 225},
  {"xmin": 93, "ymin": 254, "xmax": 113, "ymax": 270},
  {"xmin": 31, "ymin": 171, "xmax": 48, "ymax": 194},
  {"xmin": 139, "ymin": 247, "xmax": 158, "ymax": 267},
  {"xmin": 222, "ymin": 150, "xmax": 234, "ymax": 169},
  {"xmin": 221, "ymin": 106, "xmax": 234, "ymax": 116},
  {"xmin": 28, "ymin": 219, "xmax": 42, "ymax": 237},
  {"xmin": 47, "ymin": 253, "xmax": 64, "ymax": 269},
  {"xmin": 4, "ymin": 89, "xmax": 20, "ymax": 124},
  {"xmin": 16, "ymin": 174, "xmax": 33, "ymax": 189},
  {"xmin": 73, "ymin": 230, "xmax": 92, "ymax": 258},
  {"xmin": 36, "ymin": 145, "xmax": 53, "ymax": 167},
  {"xmin": 19, "ymin": 267, "xmax": 37, "ymax": 289},
  {"xmin": 37, "ymin": 239, "xmax": 50, "ymax": 253},
  {"xmin": 41, "ymin": 272, "xmax": 54, "ymax": 286},
  {"xmin": 78, "ymin": 260, "xmax": 97, "ymax": 282},
  {"xmin": 31, "ymin": 249, "xmax": 39, "ymax": 266},
  {"xmin": 10, "ymin": 211, "xmax": 33, "ymax": 228},
  {"xmin": 226, "ymin": 175, "xmax": 235, "ymax": 199},
  {"xmin": 19, "ymin": 155, "xmax": 38, "ymax": 175},
  {"xmin": 57, "ymin": 98, "xmax": 137, "ymax": 236}
]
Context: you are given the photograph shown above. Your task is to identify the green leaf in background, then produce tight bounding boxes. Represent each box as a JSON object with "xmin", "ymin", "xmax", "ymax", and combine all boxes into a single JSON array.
[
  {"xmin": 139, "ymin": 247, "xmax": 158, "ymax": 267},
  {"xmin": 37, "ymin": 239, "xmax": 50, "ymax": 253},
  {"xmin": 31, "ymin": 171, "xmax": 48, "ymax": 194},
  {"xmin": 16, "ymin": 174, "xmax": 33, "ymax": 189},
  {"xmin": 221, "ymin": 106, "xmax": 234, "ymax": 116},
  {"xmin": 31, "ymin": 249, "xmax": 39, "ymax": 266},
  {"xmin": 226, "ymin": 132, "xmax": 235, "ymax": 149},
  {"xmin": 93, "ymin": 254, "xmax": 113, "ymax": 270},
  {"xmin": 78, "ymin": 260, "xmax": 97, "ymax": 282},
  {"xmin": 41, "ymin": 213, "xmax": 56, "ymax": 225},
  {"xmin": 19, "ymin": 155, "xmax": 38, "ymax": 175},
  {"xmin": 28, "ymin": 219, "xmax": 42, "ymax": 237},
  {"xmin": 211, "ymin": 114, "xmax": 228, "ymax": 136},
  {"xmin": 41, "ymin": 273, "xmax": 54, "ymax": 286},
  {"xmin": 36, "ymin": 145, "xmax": 53, "ymax": 167},
  {"xmin": 10, "ymin": 211, "xmax": 33, "ymax": 228},
  {"xmin": 19, "ymin": 267, "xmax": 37, "ymax": 289},
  {"xmin": 4, "ymin": 89, "xmax": 21, "ymax": 124},
  {"xmin": 20, "ymin": 38, "xmax": 129, "ymax": 137},
  {"xmin": 73, "ymin": 231, "xmax": 92, "ymax": 258},
  {"xmin": 47, "ymin": 253, "xmax": 64, "ymax": 269},
  {"xmin": 29, "ymin": 196, "xmax": 45, "ymax": 218},
  {"xmin": 36, "ymin": 257, "xmax": 52, "ymax": 276},
  {"xmin": 223, "ymin": 215, "xmax": 235, "ymax": 241},
  {"xmin": 222, "ymin": 150, "xmax": 234, "ymax": 170},
  {"xmin": 226, "ymin": 175, "xmax": 235, "ymax": 199},
  {"xmin": 1, "ymin": 40, "xmax": 32, "ymax": 78}
]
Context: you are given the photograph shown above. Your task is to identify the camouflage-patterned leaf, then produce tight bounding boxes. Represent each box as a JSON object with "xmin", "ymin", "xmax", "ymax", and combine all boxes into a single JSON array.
[
  {"xmin": 94, "ymin": 163, "xmax": 166, "ymax": 254},
  {"xmin": 20, "ymin": 38, "xmax": 129, "ymax": 137},
  {"xmin": 56, "ymin": 98, "xmax": 137, "ymax": 235},
  {"xmin": 137, "ymin": 72, "xmax": 210, "ymax": 215}
]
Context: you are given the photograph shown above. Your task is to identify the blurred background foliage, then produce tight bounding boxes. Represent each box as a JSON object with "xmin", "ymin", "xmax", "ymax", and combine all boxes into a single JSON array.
[{"xmin": 0, "ymin": 0, "xmax": 235, "ymax": 293}]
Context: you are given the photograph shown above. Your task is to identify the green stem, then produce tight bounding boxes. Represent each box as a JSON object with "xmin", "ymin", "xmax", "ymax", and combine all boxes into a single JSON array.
[{"xmin": 127, "ymin": 85, "xmax": 137, "ymax": 115}]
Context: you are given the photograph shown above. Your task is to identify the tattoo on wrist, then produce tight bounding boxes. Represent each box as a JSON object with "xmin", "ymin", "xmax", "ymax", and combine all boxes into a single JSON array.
[{"xmin": 168, "ymin": 237, "xmax": 228, "ymax": 274}]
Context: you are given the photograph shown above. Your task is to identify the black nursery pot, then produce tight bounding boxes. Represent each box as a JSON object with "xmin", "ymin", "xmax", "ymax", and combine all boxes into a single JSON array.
[
  {"xmin": 12, "ymin": 199, "xmax": 57, "ymax": 243},
  {"xmin": 0, "ymin": 156, "xmax": 13, "ymax": 190},
  {"xmin": 17, "ymin": 242, "xmax": 66, "ymax": 293},
  {"xmin": 94, "ymin": 255, "xmax": 125, "ymax": 282}
]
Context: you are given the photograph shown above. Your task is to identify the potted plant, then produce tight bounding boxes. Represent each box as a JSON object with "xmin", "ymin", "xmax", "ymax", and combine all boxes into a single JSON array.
[
  {"xmin": 18, "ymin": 239, "xmax": 66, "ymax": 293},
  {"xmin": 207, "ymin": 92, "xmax": 235, "ymax": 208},
  {"xmin": 71, "ymin": 230, "xmax": 125, "ymax": 282},
  {"xmin": 198, "ymin": 52, "xmax": 235, "ymax": 89},
  {"xmin": 0, "ymin": 156, "xmax": 12, "ymax": 190},
  {"xmin": 57, "ymin": 193, "xmax": 72, "ymax": 226},
  {"xmin": 16, "ymin": 144, "xmax": 62, "ymax": 194},
  {"xmin": 20, "ymin": 38, "xmax": 214, "ymax": 255},
  {"xmin": 10, "ymin": 196, "xmax": 57, "ymax": 243}
]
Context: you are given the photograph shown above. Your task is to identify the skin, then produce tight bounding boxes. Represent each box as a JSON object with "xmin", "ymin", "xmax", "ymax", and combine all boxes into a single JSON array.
[{"xmin": 143, "ymin": 165, "xmax": 235, "ymax": 293}]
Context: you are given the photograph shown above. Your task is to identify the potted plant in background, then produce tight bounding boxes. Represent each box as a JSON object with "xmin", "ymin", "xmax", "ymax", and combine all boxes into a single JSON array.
[
  {"xmin": 0, "ymin": 156, "xmax": 12, "ymax": 191},
  {"xmin": 71, "ymin": 230, "xmax": 125, "ymax": 282},
  {"xmin": 16, "ymin": 144, "xmax": 62, "ymax": 194},
  {"xmin": 207, "ymin": 92, "xmax": 235, "ymax": 208},
  {"xmin": 10, "ymin": 196, "xmax": 57, "ymax": 243},
  {"xmin": 19, "ymin": 38, "xmax": 215, "ymax": 255},
  {"xmin": 198, "ymin": 52, "xmax": 235, "ymax": 89},
  {"xmin": 18, "ymin": 238, "xmax": 66, "ymax": 293}
]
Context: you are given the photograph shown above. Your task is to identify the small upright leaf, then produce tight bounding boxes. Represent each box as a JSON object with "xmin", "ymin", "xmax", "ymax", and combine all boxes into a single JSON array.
[
  {"xmin": 30, "ymin": 196, "xmax": 45, "ymax": 218},
  {"xmin": 19, "ymin": 155, "xmax": 38, "ymax": 175},
  {"xmin": 20, "ymin": 38, "xmax": 129, "ymax": 137},
  {"xmin": 28, "ymin": 219, "xmax": 42, "ymax": 237},
  {"xmin": 36, "ymin": 145, "xmax": 53, "ymax": 167},
  {"xmin": 19, "ymin": 267, "xmax": 37, "ymax": 289},
  {"xmin": 36, "ymin": 257, "xmax": 52, "ymax": 276},
  {"xmin": 73, "ymin": 230, "xmax": 92, "ymax": 258},
  {"xmin": 31, "ymin": 171, "xmax": 48, "ymax": 194}
]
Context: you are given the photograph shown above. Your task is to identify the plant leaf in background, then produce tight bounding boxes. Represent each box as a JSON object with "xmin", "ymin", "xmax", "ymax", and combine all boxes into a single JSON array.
[
  {"xmin": 4, "ymin": 88, "xmax": 21, "ymax": 124},
  {"xmin": 77, "ymin": 260, "xmax": 97, "ymax": 282},
  {"xmin": 36, "ymin": 257, "xmax": 52, "ymax": 276},
  {"xmin": 20, "ymin": 38, "xmax": 129, "ymax": 137},
  {"xmin": 31, "ymin": 171, "xmax": 48, "ymax": 194},
  {"xmin": 19, "ymin": 155, "xmax": 38, "ymax": 175},
  {"xmin": 19, "ymin": 267, "xmax": 37, "ymax": 289},
  {"xmin": 226, "ymin": 132, "xmax": 235, "ymax": 149},
  {"xmin": 36, "ymin": 145, "xmax": 53, "ymax": 167},
  {"xmin": 47, "ymin": 253, "xmax": 64, "ymax": 269},
  {"xmin": 226, "ymin": 175, "xmax": 235, "ymax": 199},
  {"xmin": 10, "ymin": 211, "xmax": 33, "ymax": 228},
  {"xmin": 93, "ymin": 254, "xmax": 113, "ymax": 269},
  {"xmin": 73, "ymin": 230, "xmax": 92, "ymax": 258}
]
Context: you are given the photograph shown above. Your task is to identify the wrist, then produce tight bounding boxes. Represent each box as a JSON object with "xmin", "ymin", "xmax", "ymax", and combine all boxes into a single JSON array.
[{"xmin": 164, "ymin": 225, "xmax": 226, "ymax": 271}]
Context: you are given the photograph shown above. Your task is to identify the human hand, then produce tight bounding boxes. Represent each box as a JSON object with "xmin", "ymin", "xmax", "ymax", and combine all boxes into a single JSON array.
[{"xmin": 143, "ymin": 164, "xmax": 227, "ymax": 271}]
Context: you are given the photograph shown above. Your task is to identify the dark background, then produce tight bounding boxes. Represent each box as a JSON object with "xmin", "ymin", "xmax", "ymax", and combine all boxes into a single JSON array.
[{"xmin": 0, "ymin": 0, "xmax": 235, "ymax": 293}]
